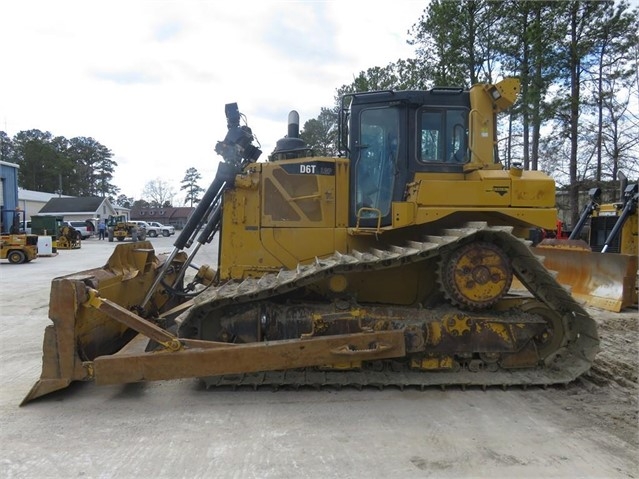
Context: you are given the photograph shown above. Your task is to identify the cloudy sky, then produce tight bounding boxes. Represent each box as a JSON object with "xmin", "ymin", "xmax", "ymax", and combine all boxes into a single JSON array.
[{"xmin": 0, "ymin": 0, "xmax": 426, "ymax": 201}]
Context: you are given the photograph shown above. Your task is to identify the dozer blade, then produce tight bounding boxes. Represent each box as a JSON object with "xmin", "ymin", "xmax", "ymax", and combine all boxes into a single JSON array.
[
  {"xmin": 530, "ymin": 246, "xmax": 638, "ymax": 312},
  {"xmin": 21, "ymin": 242, "xmax": 164, "ymax": 405},
  {"xmin": 536, "ymin": 238, "xmax": 592, "ymax": 251},
  {"xmin": 21, "ymin": 242, "xmax": 406, "ymax": 405}
]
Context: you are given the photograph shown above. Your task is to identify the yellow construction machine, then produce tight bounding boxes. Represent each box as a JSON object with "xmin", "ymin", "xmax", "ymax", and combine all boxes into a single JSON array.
[
  {"xmin": 28, "ymin": 215, "xmax": 82, "ymax": 250},
  {"xmin": 107, "ymin": 215, "xmax": 147, "ymax": 241},
  {"xmin": 534, "ymin": 182, "xmax": 638, "ymax": 312},
  {"xmin": 0, "ymin": 233, "xmax": 38, "ymax": 264},
  {"xmin": 56, "ymin": 224, "xmax": 82, "ymax": 250},
  {"xmin": 1, "ymin": 211, "xmax": 39, "ymax": 263},
  {"xmin": 22, "ymin": 79, "xmax": 600, "ymax": 405}
]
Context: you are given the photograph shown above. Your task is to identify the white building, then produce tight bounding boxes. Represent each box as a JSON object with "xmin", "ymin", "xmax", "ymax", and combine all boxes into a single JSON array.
[
  {"xmin": 17, "ymin": 188, "xmax": 73, "ymax": 222},
  {"xmin": 38, "ymin": 197, "xmax": 118, "ymax": 223}
]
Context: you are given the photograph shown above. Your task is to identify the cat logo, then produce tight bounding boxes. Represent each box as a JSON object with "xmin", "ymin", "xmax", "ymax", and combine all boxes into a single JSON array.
[{"xmin": 492, "ymin": 186, "xmax": 509, "ymax": 197}]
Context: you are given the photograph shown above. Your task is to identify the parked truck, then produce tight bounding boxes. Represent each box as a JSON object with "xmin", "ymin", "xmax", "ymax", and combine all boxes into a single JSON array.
[{"xmin": 146, "ymin": 221, "xmax": 175, "ymax": 237}]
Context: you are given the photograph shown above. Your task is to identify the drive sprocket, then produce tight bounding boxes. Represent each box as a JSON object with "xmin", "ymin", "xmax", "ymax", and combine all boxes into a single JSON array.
[{"xmin": 438, "ymin": 241, "xmax": 513, "ymax": 310}]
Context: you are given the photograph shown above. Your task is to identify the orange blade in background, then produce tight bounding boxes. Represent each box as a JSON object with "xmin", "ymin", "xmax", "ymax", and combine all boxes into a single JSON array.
[{"xmin": 526, "ymin": 247, "xmax": 638, "ymax": 312}]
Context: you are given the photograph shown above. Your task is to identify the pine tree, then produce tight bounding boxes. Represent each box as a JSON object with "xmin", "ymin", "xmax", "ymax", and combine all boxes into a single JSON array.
[{"xmin": 180, "ymin": 167, "xmax": 204, "ymax": 207}]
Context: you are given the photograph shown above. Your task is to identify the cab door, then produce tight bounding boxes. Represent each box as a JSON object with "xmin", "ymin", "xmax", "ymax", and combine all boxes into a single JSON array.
[{"xmin": 349, "ymin": 105, "xmax": 405, "ymax": 227}]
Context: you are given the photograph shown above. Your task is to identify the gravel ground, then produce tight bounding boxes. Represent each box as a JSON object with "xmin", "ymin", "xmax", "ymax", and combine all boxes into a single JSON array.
[{"xmin": 0, "ymin": 236, "xmax": 637, "ymax": 479}]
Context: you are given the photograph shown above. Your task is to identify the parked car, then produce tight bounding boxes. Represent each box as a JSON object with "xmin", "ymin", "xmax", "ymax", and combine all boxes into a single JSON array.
[
  {"xmin": 130, "ymin": 220, "xmax": 162, "ymax": 237},
  {"xmin": 63, "ymin": 221, "xmax": 95, "ymax": 240},
  {"xmin": 146, "ymin": 221, "xmax": 175, "ymax": 237}
]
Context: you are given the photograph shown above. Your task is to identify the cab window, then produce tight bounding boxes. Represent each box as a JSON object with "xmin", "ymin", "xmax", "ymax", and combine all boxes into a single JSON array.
[
  {"xmin": 420, "ymin": 111, "xmax": 443, "ymax": 162},
  {"xmin": 418, "ymin": 108, "xmax": 468, "ymax": 164},
  {"xmin": 354, "ymin": 107, "xmax": 399, "ymax": 217}
]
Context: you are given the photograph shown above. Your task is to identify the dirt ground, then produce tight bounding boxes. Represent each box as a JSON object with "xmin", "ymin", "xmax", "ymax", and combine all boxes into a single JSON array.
[
  {"xmin": 567, "ymin": 308, "xmax": 638, "ymax": 448},
  {"xmin": 0, "ymin": 236, "xmax": 637, "ymax": 478}
]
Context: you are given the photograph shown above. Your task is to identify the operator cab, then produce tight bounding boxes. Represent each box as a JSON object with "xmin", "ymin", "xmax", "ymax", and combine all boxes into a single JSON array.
[{"xmin": 342, "ymin": 88, "xmax": 471, "ymax": 228}]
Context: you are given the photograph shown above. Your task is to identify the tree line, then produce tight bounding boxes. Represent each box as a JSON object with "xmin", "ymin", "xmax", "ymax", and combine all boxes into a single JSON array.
[
  {"xmin": 3, "ymin": 1, "xmax": 637, "ymax": 226},
  {"xmin": 300, "ymin": 0, "xmax": 638, "ymax": 226},
  {"xmin": 0, "ymin": 129, "xmax": 206, "ymax": 209},
  {"xmin": 0, "ymin": 129, "xmax": 118, "ymax": 198}
]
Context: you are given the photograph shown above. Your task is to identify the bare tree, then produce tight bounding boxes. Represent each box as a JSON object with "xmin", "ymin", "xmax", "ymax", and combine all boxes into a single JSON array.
[{"xmin": 142, "ymin": 179, "xmax": 175, "ymax": 207}]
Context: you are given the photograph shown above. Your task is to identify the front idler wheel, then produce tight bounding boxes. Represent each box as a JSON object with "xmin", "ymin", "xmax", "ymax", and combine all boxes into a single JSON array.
[{"xmin": 520, "ymin": 301, "xmax": 567, "ymax": 365}]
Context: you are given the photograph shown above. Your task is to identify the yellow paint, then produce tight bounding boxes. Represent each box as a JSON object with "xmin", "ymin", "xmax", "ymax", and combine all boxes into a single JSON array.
[
  {"xmin": 483, "ymin": 322, "xmax": 512, "ymax": 343},
  {"xmin": 321, "ymin": 361, "xmax": 362, "ymax": 370},
  {"xmin": 328, "ymin": 275, "xmax": 348, "ymax": 293},
  {"xmin": 452, "ymin": 248, "xmax": 508, "ymax": 302},
  {"xmin": 443, "ymin": 314, "xmax": 472, "ymax": 337},
  {"xmin": 428, "ymin": 322, "xmax": 443, "ymax": 346},
  {"xmin": 392, "ymin": 202, "xmax": 416, "ymax": 228},
  {"xmin": 411, "ymin": 356, "xmax": 455, "ymax": 370}
]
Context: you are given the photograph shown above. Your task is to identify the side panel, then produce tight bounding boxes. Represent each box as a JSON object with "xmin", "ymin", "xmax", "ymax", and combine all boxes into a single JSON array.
[
  {"xmin": 510, "ymin": 170, "xmax": 556, "ymax": 207},
  {"xmin": 405, "ymin": 169, "xmax": 557, "ymax": 231},
  {"xmin": 619, "ymin": 211, "xmax": 638, "ymax": 256},
  {"xmin": 412, "ymin": 170, "xmax": 555, "ymax": 208},
  {"xmin": 261, "ymin": 158, "xmax": 337, "ymax": 228},
  {"xmin": 262, "ymin": 228, "xmax": 336, "ymax": 267},
  {"xmin": 219, "ymin": 165, "xmax": 278, "ymax": 279},
  {"xmin": 219, "ymin": 158, "xmax": 350, "ymax": 280},
  {"xmin": 413, "ymin": 175, "xmax": 511, "ymax": 207}
]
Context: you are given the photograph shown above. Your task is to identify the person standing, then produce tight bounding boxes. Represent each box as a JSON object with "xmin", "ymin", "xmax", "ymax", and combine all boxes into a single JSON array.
[{"xmin": 98, "ymin": 220, "xmax": 106, "ymax": 240}]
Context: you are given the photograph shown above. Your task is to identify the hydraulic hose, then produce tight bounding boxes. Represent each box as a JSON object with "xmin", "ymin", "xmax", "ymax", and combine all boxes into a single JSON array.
[
  {"xmin": 141, "ymin": 162, "xmax": 238, "ymax": 309},
  {"xmin": 601, "ymin": 184, "xmax": 637, "ymax": 253}
]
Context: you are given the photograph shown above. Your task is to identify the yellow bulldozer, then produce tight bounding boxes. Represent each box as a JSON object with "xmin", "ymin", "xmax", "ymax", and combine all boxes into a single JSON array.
[
  {"xmin": 22, "ymin": 79, "xmax": 600, "ymax": 405},
  {"xmin": 534, "ymin": 182, "xmax": 638, "ymax": 312}
]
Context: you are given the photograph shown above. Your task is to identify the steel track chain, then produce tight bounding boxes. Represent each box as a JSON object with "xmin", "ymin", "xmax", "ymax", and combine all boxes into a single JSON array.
[{"xmin": 177, "ymin": 222, "xmax": 599, "ymax": 388}]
